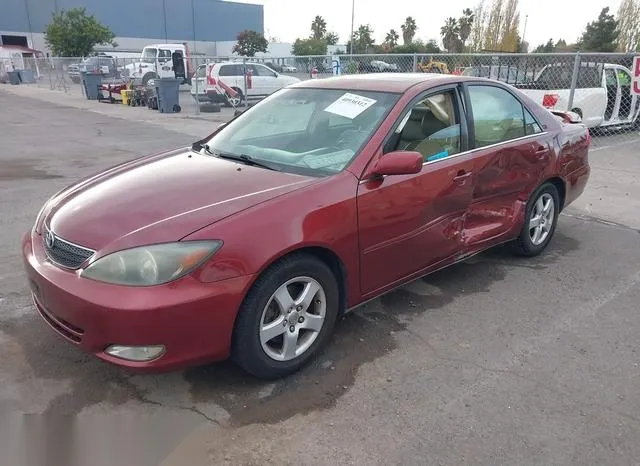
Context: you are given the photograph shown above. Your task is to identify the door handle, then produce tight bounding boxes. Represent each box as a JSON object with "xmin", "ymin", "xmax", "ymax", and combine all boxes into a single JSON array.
[{"xmin": 453, "ymin": 170, "xmax": 472, "ymax": 183}]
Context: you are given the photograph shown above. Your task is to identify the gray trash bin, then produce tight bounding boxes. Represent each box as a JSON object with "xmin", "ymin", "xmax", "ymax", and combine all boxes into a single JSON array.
[
  {"xmin": 82, "ymin": 72, "xmax": 102, "ymax": 100},
  {"xmin": 7, "ymin": 71, "xmax": 21, "ymax": 85},
  {"xmin": 18, "ymin": 69, "xmax": 35, "ymax": 83},
  {"xmin": 155, "ymin": 78, "xmax": 182, "ymax": 113}
]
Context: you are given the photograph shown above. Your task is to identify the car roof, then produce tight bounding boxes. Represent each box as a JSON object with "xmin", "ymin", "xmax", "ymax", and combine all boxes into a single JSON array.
[{"xmin": 292, "ymin": 73, "xmax": 474, "ymax": 93}]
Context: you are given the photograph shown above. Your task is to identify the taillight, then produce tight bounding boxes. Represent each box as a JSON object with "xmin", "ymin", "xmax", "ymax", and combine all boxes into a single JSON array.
[
  {"xmin": 586, "ymin": 129, "xmax": 592, "ymax": 146},
  {"xmin": 542, "ymin": 93, "xmax": 560, "ymax": 108}
]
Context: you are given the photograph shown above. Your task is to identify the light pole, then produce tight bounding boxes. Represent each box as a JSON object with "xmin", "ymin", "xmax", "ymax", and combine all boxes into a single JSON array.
[
  {"xmin": 521, "ymin": 14, "xmax": 528, "ymax": 52},
  {"xmin": 349, "ymin": 0, "xmax": 355, "ymax": 55}
]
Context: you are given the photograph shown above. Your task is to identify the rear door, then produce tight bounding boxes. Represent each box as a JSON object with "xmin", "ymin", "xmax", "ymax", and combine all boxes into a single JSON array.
[
  {"xmin": 218, "ymin": 64, "xmax": 242, "ymax": 93},
  {"xmin": 461, "ymin": 83, "xmax": 551, "ymax": 249}
]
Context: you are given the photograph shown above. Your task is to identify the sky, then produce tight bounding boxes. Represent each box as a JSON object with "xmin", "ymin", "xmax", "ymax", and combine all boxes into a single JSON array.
[{"xmin": 230, "ymin": 0, "xmax": 624, "ymax": 49}]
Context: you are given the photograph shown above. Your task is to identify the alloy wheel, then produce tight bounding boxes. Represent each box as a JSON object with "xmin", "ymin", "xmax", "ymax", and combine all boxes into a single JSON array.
[
  {"xmin": 529, "ymin": 193, "xmax": 555, "ymax": 246},
  {"xmin": 259, "ymin": 276, "xmax": 327, "ymax": 361}
]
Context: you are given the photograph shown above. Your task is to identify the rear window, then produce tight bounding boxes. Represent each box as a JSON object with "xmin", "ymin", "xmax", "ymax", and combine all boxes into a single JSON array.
[{"xmin": 537, "ymin": 64, "xmax": 602, "ymax": 89}]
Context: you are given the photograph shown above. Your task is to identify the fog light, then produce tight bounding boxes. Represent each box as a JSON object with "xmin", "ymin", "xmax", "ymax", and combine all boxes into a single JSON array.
[{"xmin": 105, "ymin": 345, "xmax": 165, "ymax": 362}]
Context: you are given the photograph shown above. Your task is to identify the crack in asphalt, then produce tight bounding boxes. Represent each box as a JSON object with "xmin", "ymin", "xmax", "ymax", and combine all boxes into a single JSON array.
[
  {"xmin": 129, "ymin": 383, "xmax": 221, "ymax": 425},
  {"xmin": 561, "ymin": 212, "xmax": 640, "ymax": 234}
]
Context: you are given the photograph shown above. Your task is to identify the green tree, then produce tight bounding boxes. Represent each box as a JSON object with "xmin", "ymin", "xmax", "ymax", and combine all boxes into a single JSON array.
[
  {"xmin": 232, "ymin": 30, "xmax": 268, "ymax": 56},
  {"xmin": 352, "ymin": 24, "xmax": 375, "ymax": 53},
  {"xmin": 384, "ymin": 29, "xmax": 400, "ymax": 48},
  {"xmin": 291, "ymin": 38, "xmax": 328, "ymax": 56},
  {"xmin": 44, "ymin": 7, "xmax": 116, "ymax": 57},
  {"xmin": 533, "ymin": 38, "xmax": 555, "ymax": 53},
  {"xmin": 390, "ymin": 39, "xmax": 442, "ymax": 54},
  {"xmin": 311, "ymin": 15, "xmax": 328, "ymax": 40},
  {"xmin": 401, "ymin": 17, "xmax": 418, "ymax": 45},
  {"xmin": 325, "ymin": 32, "xmax": 339, "ymax": 46},
  {"xmin": 578, "ymin": 7, "xmax": 619, "ymax": 52}
]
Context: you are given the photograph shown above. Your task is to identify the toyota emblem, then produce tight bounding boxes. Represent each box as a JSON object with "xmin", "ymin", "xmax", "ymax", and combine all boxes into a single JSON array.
[{"xmin": 45, "ymin": 230, "xmax": 55, "ymax": 249}]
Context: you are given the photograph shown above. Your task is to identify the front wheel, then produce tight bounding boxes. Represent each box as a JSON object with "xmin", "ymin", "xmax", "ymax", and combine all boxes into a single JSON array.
[
  {"xmin": 512, "ymin": 182, "xmax": 560, "ymax": 257},
  {"xmin": 232, "ymin": 254, "xmax": 339, "ymax": 379}
]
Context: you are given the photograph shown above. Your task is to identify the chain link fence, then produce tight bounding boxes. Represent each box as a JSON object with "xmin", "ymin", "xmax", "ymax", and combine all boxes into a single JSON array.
[{"xmin": 3, "ymin": 52, "xmax": 638, "ymax": 147}]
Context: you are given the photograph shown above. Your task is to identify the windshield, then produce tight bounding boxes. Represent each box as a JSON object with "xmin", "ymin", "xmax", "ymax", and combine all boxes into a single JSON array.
[
  {"xmin": 142, "ymin": 48, "xmax": 157, "ymax": 63},
  {"xmin": 203, "ymin": 88, "xmax": 400, "ymax": 175}
]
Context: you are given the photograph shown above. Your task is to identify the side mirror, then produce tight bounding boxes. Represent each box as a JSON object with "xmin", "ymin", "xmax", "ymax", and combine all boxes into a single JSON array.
[{"xmin": 365, "ymin": 151, "xmax": 423, "ymax": 178}]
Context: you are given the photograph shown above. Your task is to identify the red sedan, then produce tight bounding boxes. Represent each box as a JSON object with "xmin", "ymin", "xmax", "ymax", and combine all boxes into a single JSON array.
[{"xmin": 22, "ymin": 74, "xmax": 590, "ymax": 379}]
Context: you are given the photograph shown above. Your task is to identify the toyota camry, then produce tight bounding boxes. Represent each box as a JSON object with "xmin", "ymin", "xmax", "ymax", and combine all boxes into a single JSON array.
[{"xmin": 23, "ymin": 73, "xmax": 590, "ymax": 379}]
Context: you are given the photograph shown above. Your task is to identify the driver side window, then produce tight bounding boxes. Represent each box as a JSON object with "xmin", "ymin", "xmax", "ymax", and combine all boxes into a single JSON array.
[{"xmin": 384, "ymin": 90, "xmax": 461, "ymax": 163}]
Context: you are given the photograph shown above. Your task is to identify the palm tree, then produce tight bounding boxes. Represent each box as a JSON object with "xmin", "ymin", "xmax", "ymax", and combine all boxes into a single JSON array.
[
  {"xmin": 401, "ymin": 16, "xmax": 417, "ymax": 45},
  {"xmin": 458, "ymin": 8, "xmax": 474, "ymax": 49},
  {"xmin": 440, "ymin": 17, "xmax": 461, "ymax": 52},
  {"xmin": 311, "ymin": 15, "xmax": 327, "ymax": 40},
  {"xmin": 385, "ymin": 29, "xmax": 400, "ymax": 48}
]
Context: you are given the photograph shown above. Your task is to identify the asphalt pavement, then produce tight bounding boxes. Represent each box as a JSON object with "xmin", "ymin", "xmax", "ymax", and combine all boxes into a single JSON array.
[{"xmin": 1, "ymin": 88, "xmax": 640, "ymax": 466}]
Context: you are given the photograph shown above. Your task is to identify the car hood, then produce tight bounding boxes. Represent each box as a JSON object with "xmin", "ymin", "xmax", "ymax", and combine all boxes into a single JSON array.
[{"xmin": 45, "ymin": 148, "xmax": 316, "ymax": 254}]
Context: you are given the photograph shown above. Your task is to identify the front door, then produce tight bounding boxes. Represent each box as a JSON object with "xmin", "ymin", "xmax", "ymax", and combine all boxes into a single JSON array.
[
  {"xmin": 251, "ymin": 64, "xmax": 278, "ymax": 96},
  {"xmin": 463, "ymin": 83, "xmax": 551, "ymax": 248},
  {"xmin": 604, "ymin": 68, "xmax": 618, "ymax": 121},
  {"xmin": 357, "ymin": 87, "xmax": 474, "ymax": 296},
  {"xmin": 615, "ymin": 67, "xmax": 637, "ymax": 122}
]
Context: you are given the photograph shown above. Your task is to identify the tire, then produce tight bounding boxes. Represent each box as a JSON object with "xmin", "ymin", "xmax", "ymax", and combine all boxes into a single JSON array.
[
  {"xmin": 512, "ymin": 182, "xmax": 560, "ymax": 257},
  {"xmin": 142, "ymin": 72, "xmax": 157, "ymax": 86},
  {"xmin": 225, "ymin": 87, "xmax": 244, "ymax": 108},
  {"xmin": 173, "ymin": 104, "xmax": 181, "ymax": 113},
  {"xmin": 232, "ymin": 254, "xmax": 339, "ymax": 379}
]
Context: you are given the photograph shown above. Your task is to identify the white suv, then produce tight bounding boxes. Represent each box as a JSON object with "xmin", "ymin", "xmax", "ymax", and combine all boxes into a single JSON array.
[{"xmin": 191, "ymin": 62, "xmax": 300, "ymax": 106}]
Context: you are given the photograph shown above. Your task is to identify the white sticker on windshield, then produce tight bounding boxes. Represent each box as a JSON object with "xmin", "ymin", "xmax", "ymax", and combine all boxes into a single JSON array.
[{"xmin": 323, "ymin": 93, "xmax": 377, "ymax": 119}]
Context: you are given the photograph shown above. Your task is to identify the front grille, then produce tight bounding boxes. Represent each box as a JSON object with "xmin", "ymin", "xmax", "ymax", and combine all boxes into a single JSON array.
[{"xmin": 43, "ymin": 227, "xmax": 95, "ymax": 269}]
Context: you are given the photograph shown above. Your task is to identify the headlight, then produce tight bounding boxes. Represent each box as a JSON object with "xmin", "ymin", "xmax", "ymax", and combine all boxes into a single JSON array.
[{"xmin": 81, "ymin": 241, "xmax": 222, "ymax": 286}]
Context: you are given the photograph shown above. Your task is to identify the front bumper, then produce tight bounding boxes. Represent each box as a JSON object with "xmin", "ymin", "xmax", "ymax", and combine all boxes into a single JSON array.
[{"xmin": 22, "ymin": 230, "xmax": 255, "ymax": 372}]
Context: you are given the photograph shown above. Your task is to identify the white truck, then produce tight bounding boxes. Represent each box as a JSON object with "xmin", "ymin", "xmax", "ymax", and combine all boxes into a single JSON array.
[
  {"xmin": 517, "ymin": 62, "xmax": 640, "ymax": 129},
  {"xmin": 122, "ymin": 43, "xmax": 192, "ymax": 85}
]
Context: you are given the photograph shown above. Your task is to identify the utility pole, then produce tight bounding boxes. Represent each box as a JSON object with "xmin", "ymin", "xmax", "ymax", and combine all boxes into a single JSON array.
[{"xmin": 349, "ymin": 0, "xmax": 355, "ymax": 55}]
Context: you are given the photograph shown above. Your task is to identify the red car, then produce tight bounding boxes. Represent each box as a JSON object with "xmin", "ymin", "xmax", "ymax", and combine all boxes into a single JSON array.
[{"xmin": 22, "ymin": 74, "xmax": 590, "ymax": 379}]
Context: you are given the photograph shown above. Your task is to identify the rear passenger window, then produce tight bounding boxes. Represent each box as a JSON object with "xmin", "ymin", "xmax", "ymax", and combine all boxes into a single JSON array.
[
  {"xmin": 219, "ymin": 65, "xmax": 236, "ymax": 76},
  {"xmin": 468, "ymin": 85, "xmax": 530, "ymax": 147},
  {"xmin": 524, "ymin": 108, "xmax": 542, "ymax": 135}
]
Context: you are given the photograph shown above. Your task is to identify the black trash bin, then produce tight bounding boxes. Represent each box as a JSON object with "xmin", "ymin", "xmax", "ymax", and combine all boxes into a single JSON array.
[
  {"xmin": 7, "ymin": 71, "xmax": 21, "ymax": 85},
  {"xmin": 82, "ymin": 72, "xmax": 102, "ymax": 100},
  {"xmin": 155, "ymin": 78, "xmax": 182, "ymax": 113}
]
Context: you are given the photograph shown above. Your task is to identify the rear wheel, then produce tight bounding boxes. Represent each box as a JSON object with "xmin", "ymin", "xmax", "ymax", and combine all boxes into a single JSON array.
[
  {"xmin": 225, "ymin": 87, "xmax": 243, "ymax": 108},
  {"xmin": 232, "ymin": 254, "xmax": 339, "ymax": 379},
  {"xmin": 512, "ymin": 182, "xmax": 560, "ymax": 257}
]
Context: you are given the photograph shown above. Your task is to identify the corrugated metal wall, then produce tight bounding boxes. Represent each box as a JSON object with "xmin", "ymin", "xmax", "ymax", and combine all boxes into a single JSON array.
[{"xmin": 0, "ymin": 0, "xmax": 263, "ymax": 43}]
